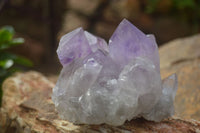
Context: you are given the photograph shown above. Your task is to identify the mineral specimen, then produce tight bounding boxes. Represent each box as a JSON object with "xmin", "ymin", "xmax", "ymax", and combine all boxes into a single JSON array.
[{"xmin": 52, "ymin": 19, "xmax": 178, "ymax": 126}]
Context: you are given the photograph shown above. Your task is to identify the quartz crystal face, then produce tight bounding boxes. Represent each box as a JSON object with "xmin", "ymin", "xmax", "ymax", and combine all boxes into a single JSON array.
[{"xmin": 52, "ymin": 19, "xmax": 178, "ymax": 126}]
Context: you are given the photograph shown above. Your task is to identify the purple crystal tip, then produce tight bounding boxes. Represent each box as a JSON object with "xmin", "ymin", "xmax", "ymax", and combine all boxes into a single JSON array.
[{"xmin": 52, "ymin": 19, "xmax": 178, "ymax": 126}]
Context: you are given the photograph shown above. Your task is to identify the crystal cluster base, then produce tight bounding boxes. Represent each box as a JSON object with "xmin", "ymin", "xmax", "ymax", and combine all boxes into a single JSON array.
[{"xmin": 52, "ymin": 19, "xmax": 178, "ymax": 126}]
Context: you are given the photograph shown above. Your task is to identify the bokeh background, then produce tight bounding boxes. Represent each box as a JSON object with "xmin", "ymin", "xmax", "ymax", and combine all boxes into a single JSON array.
[
  {"xmin": 0, "ymin": 0, "xmax": 200, "ymax": 74},
  {"xmin": 1, "ymin": 1, "xmax": 200, "ymax": 130}
]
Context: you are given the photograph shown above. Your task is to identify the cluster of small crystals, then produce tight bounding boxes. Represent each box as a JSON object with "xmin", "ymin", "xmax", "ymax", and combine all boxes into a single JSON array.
[{"xmin": 52, "ymin": 19, "xmax": 178, "ymax": 126}]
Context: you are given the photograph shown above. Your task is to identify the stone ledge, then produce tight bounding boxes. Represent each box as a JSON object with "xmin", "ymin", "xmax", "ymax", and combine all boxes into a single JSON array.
[{"xmin": 1, "ymin": 71, "xmax": 200, "ymax": 133}]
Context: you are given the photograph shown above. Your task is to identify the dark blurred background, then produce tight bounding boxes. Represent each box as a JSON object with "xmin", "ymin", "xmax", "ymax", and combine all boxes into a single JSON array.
[{"xmin": 0, "ymin": 0, "xmax": 199, "ymax": 74}]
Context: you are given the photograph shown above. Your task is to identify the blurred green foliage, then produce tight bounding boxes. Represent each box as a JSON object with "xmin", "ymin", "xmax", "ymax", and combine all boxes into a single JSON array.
[
  {"xmin": 146, "ymin": 0, "xmax": 200, "ymax": 31},
  {"xmin": 0, "ymin": 26, "xmax": 33, "ymax": 106}
]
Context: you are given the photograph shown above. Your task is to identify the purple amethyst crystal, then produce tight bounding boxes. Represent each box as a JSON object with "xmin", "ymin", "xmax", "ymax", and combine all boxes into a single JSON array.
[{"xmin": 52, "ymin": 19, "xmax": 178, "ymax": 126}]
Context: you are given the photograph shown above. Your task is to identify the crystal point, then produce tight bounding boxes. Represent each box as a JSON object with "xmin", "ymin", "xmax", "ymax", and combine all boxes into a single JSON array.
[
  {"xmin": 57, "ymin": 28, "xmax": 92, "ymax": 66},
  {"xmin": 52, "ymin": 19, "xmax": 178, "ymax": 126},
  {"xmin": 109, "ymin": 19, "xmax": 160, "ymax": 71}
]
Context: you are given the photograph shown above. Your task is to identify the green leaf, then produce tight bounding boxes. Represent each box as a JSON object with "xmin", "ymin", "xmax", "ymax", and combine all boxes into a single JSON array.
[
  {"xmin": 14, "ymin": 56, "xmax": 33, "ymax": 67},
  {"xmin": 0, "ymin": 52, "xmax": 16, "ymax": 60},
  {"xmin": 0, "ymin": 38, "xmax": 24, "ymax": 50},
  {"xmin": 0, "ymin": 59, "xmax": 14, "ymax": 69},
  {"xmin": 10, "ymin": 38, "xmax": 24, "ymax": 45},
  {"xmin": 1, "ymin": 26, "xmax": 14, "ymax": 35},
  {"xmin": 0, "ymin": 52, "xmax": 33, "ymax": 67},
  {"xmin": 0, "ymin": 30, "xmax": 12, "ymax": 44},
  {"xmin": 0, "ymin": 26, "xmax": 24, "ymax": 50},
  {"xmin": 0, "ymin": 42, "xmax": 19, "ymax": 50},
  {"xmin": 0, "ymin": 26, "xmax": 14, "ymax": 43},
  {"xmin": 0, "ymin": 43, "xmax": 10, "ymax": 50}
]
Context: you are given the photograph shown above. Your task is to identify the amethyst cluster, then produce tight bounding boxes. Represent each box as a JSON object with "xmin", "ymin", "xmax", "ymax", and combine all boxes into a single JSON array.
[{"xmin": 52, "ymin": 19, "xmax": 178, "ymax": 126}]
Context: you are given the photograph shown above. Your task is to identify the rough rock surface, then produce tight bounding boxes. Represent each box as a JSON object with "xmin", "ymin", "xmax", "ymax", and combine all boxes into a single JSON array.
[
  {"xmin": 1, "ymin": 71, "xmax": 200, "ymax": 133},
  {"xmin": 159, "ymin": 34, "xmax": 200, "ymax": 120},
  {"xmin": 159, "ymin": 34, "xmax": 200, "ymax": 69}
]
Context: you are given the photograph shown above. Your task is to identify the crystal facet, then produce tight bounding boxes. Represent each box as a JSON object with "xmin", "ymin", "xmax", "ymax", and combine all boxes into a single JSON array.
[{"xmin": 52, "ymin": 19, "xmax": 178, "ymax": 126}]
